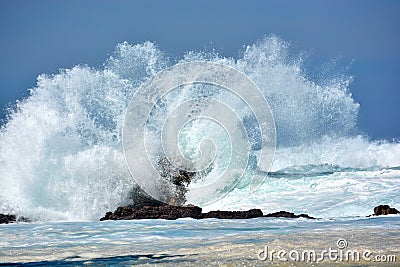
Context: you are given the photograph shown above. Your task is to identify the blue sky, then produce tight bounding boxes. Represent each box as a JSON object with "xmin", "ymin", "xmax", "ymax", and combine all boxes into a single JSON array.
[{"xmin": 0, "ymin": 0, "xmax": 399, "ymax": 140}]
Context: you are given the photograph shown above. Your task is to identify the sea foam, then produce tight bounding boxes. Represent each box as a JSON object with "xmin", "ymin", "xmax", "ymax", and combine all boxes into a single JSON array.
[{"xmin": 0, "ymin": 36, "xmax": 399, "ymax": 220}]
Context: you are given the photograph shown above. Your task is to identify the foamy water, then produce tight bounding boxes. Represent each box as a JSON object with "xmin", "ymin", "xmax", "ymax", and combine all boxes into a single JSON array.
[
  {"xmin": 1, "ymin": 216, "xmax": 399, "ymax": 265},
  {"xmin": 0, "ymin": 36, "xmax": 399, "ymax": 221}
]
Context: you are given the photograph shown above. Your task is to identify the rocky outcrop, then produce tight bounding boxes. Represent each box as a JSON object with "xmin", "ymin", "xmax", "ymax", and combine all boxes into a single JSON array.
[
  {"xmin": 157, "ymin": 158, "xmax": 200, "ymax": 206},
  {"xmin": 100, "ymin": 205, "xmax": 202, "ymax": 220},
  {"xmin": 201, "ymin": 209, "xmax": 263, "ymax": 219},
  {"xmin": 0, "ymin": 214, "xmax": 17, "ymax": 224},
  {"xmin": 371, "ymin": 205, "xmax": 400, "ymax": 216},
  {"xmin": 128, "ymin": 186, "xmax": 168, "ymax": 209},
  {"xmin": 264, "ymin": 211, "xmax": 315, "ymax": 219},
  {"xmin": 112, "ymin": 160, "xmax": 317, "ymax": 221},
  {"xmin": 0, "ymin": 214, "xmax": 29, "ymax": 224},
  {"xmin": 100, "ymin": 204, "xmax": 315, "ymax": 221}
]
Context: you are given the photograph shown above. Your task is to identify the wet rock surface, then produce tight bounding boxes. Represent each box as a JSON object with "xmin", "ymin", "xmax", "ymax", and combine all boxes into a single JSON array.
[
  {"xmin": 100, "ymin": 203, "xmax": 316, "ymax": 221},
  {"xmin": 100, "ymin": 205, "xmax": 203, "ymax": 220},
  {"xmin": 201, "ymin": 209, "xmax": 263, "ymax": 219},
  {"xmin": 0, "ymin": 214, "xmax": 30, "ymax": 224},
  {"xmin": 263, "ymin": 210, "xmax": 316, "ymax": 219},
  {"xmin": 128, "ymin": 186, "xmax": 168, "ymax": 209},
  {"xmin": 371, "ymin": 205, "xmax": 400, "ymax": 216},
  {"xmin": 0, "ymin": 214, "xmax": 16, "ymax": 224},
  {"xmin": 106, "ymin": 161, "xmax": 317, "ymax": 221}
]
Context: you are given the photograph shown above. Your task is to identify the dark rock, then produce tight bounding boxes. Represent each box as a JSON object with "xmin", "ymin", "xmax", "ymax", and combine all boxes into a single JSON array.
[
  {"xmin": 124, "ymin": 159, "xmax": 202, "ymax": 208},
  {"xmin": 128, "ymin": 186, "xmax": 167, "ymax": 209},
  {"xmin": 264, "ymin": 211, "xmax": 297, "ymax": 218},
  {"xmin": 0, "ymin": 214, "xmax": 16, "ymax": 224},
  {"xmin": 103, "ymin": 158, "xmax": 319, "ymax": 221},
  {"xmin": 297, "ymin": 213, "xmax": 316, "ymax": 219},
  {"xmin": 100, "ymin": 205, "xmax": 203, "ymax": 221},
  {"xmin": 200, "ymin": 209, "xmax": 263, "ymax": 219},
  {"xmin": 0, "ymin": 214, "xmax": 29, "ymax": 224},
  {"xmin": 102, "ymin": 159, "xmax": 315, "ymax": 221},
  {"xmin": 264, "ymin": 210, "xmax": 316, "ymax": 219},
  {"xmin": 157, "ymin": 158, "xmax": 202, "ymax": 205},
  {"xmin": 372, "ymin": 205, "xmax": 400, "ymax": 216},
  {"xmin": 100, "ymin": 205, "xmax": 315, "ymax": 221},
  {"xmin": 139, "ymin": 158, "xmax": 212, "ymax": 206}
]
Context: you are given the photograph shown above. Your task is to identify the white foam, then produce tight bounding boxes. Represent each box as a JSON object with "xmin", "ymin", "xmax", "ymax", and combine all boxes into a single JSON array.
[{"xmin": 0, "ymin": 37, "xmax": 398, "ymax": 220}]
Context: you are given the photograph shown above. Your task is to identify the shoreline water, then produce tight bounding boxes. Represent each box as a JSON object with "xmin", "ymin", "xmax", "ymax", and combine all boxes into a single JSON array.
[{"xmin": 1, "ymin": 215, "xmax": 399, "ymax": 265}]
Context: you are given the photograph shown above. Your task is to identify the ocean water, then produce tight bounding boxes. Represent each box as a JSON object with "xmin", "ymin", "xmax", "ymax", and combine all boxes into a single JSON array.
[
  {"xmin": 1, "ymin": 217, "xmax": 399, "ymax": 265},
  {"xmin": 0, "ymin": 36, "xmax": 399, "ymax": 265}
]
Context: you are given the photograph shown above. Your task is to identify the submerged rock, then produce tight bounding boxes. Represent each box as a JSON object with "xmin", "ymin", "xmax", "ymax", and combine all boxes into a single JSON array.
[{"xmin": 371, "ymin": 205, "xmax": 400, "ymax": 216}]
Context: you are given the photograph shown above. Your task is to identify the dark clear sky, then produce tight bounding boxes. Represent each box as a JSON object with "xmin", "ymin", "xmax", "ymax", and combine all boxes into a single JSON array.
[{"xmin": 0, "ymin": 0, "xmax": 399, "ymax": 140}]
